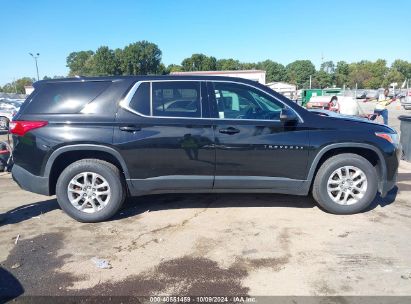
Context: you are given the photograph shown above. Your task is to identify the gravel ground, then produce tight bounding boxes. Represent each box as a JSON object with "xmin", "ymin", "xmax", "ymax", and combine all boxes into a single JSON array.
[{"xmin": 0, "ymin": 102, "xmax": 411, "ymax": 301}]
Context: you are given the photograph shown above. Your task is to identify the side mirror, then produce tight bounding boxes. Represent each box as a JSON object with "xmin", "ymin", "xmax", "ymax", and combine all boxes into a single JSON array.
[{"xmin": 280, "ymin": 108, "xmax": 298, "ymax": 123}]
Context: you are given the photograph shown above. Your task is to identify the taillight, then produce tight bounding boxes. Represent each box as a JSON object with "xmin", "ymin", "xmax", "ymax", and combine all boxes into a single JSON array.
[{"xmin": 9, "ymin": 120, "xmax": 48, "ymax": 136}]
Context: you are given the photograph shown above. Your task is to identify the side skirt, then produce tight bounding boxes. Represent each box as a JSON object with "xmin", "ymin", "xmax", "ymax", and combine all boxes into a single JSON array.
[{"xmin": 126, "ymin": 175, "xmax": 311, "ymax": 197}]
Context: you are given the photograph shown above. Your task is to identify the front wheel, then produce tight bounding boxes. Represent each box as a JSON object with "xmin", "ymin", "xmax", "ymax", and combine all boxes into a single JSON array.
[
  {"xmin": 56, "ymin": 159, "xmax": 125, "ymax": 222},
  {"xmin": 312, "ymin": 153, "xmax": 378, "ymax": 214}
]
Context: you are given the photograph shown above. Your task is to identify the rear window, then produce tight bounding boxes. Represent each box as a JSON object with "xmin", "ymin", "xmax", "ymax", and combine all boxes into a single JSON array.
[{"xmin": 24, "ymin": 81, "xmax": 110, "ymax": 114}]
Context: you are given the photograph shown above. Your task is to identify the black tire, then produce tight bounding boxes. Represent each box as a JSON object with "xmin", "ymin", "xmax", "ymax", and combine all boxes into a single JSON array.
[
  {"xmin": 0, "ymin": 117, "xmax": 9, "ymax": 130},
  {"xmin": 312, "ymin": 153, "xmax": 378, "ymax": 214},
  {"xmin": 56, "ymin": 159, "xmax": 125, "ymax": 222}
]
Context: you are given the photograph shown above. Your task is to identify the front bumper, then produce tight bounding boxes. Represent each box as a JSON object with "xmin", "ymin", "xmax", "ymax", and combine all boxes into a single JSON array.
[
  {"xmin": 12, "ymin": 164, "xmax": 50, "ymax": 196},
  {"xmin": 380, "ymin": 177, "xmax": 397, "ymax": 197}
]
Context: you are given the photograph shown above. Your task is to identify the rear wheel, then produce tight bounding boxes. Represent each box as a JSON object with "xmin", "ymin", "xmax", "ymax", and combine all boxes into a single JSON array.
[
  {"xmin": 56, "ymin": 159, "xmax": 125, "ymax": 222},
  {"xmin": 312, "ymin": 153, "xmax": 378, "ymax": 214}
]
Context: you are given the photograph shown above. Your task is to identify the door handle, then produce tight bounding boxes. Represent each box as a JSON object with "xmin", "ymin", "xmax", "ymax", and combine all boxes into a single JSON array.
[
  {"xmin": 219, "ymin": 127, "xmax": 240, "ymax": 135},
  {"xmin": 119, "ymin": 126, "xmax": 141, "ymax": 132}
]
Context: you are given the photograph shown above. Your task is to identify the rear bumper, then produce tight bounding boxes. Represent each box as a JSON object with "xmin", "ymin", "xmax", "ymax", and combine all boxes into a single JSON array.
[{"xmin": 12, "ymin": 164, "xmax": 50, "ymax": 196}]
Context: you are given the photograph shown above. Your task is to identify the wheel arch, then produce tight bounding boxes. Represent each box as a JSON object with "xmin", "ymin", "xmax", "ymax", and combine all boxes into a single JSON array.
[
  {"xmin": 308, "ymin": 143, "xmax": 386, "ymax": 192},
  {"xmin": 45, "ymin": 144, "xmax": 129, "ymax": 195}
]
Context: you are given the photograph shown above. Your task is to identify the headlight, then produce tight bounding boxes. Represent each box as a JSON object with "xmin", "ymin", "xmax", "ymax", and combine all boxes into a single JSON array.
[{"xmin": 375, "ymin": 132, "xmax": 399, "ymax": 145}]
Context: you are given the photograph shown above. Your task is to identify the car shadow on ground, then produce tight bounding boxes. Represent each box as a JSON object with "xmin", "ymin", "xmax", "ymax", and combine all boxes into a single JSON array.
[
  {"xmin": 114, "ymin": 193, "xmax": 317, "ymax": 221},
  {"xmin": 0, "ymin": 199, "xmax": 59, "ymax": 227},
  {"xmin": 0, "ymin": 187, "xmax": 399, "ymax": 225},
  {"xmin": 113, "ymin": 187, "xmax": 399, "ymax": 221}
]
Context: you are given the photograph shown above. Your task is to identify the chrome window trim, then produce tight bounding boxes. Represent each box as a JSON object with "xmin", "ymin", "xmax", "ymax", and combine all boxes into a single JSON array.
[
  {"xmin": 149, "ymin": 82, "xmax": 153, "ymax": 116},
  {"xmin": 119, "ymin": 79, "xmax": 304, "ymax": 123}
]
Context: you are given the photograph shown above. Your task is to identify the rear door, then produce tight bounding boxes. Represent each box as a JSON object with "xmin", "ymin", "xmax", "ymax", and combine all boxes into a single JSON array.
[
  {"xmin": 208, "ymin": 81, "xmax": 309, "ymax": 190},
  {"xmin": 114, "ymin": 80, "xmax": 216, "ymax": 194}
]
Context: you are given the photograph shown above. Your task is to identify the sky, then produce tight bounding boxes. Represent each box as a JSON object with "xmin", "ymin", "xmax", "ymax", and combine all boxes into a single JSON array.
[{"xmin": 1, "ymin": 0, "xmax": 410, "ymax": 85}]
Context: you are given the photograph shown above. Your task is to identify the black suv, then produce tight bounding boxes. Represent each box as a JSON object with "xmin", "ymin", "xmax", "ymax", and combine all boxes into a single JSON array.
[{"xmin": 10, "ymin": 76, "xmax": 400, "ymax": 222}]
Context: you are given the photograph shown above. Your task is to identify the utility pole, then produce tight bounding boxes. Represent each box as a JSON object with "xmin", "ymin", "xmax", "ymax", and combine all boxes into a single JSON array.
[
  {"xmin": 309, "ymin": 75, "xmax": 312, "ymax": 89},
  {"xmin": 29, "ymin": 53, "xmax": 40, "ymax": 81}
]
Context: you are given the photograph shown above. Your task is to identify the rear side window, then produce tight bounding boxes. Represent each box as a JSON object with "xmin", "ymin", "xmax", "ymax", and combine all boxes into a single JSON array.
[
  {"xmin": 25, "ymin": 81, "xmax": 110, "ymax": 114},
  {"xmin": 128, "ymin": 82, "xmax": 150, "ymax": 116},
  {"xmin": 152, "ymin": 82, "xmax": 201, "ymax": 118}
]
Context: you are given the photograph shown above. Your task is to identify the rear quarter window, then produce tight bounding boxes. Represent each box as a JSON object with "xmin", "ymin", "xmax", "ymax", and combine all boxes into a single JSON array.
[{"xmin": 24, "ymin": 81, "xmax": 110, "ymax": 114}]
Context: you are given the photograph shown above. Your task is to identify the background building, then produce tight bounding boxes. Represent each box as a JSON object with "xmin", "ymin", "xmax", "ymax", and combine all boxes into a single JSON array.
[{"xmin": 266, "ymin": 82, "xmax": 297, "ymax": 99}]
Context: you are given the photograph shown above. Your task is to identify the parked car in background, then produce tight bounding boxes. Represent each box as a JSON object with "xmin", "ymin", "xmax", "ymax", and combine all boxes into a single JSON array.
[
  {"xmin": 0, "ymin": 99, "xmax": 23, "ymax": 130},
  {"xmin": 306, "ymin": 95, "xmax": 333, "ymax": 109},
  {"xmin": 401, "ymin": 96, "xmax": 411, "ymax": 110},
  {"xmin": 355, "ymin": 90, "xmax": 367, "ymax": 99},
  {"xmin": 366, "ymin": 90, "xmax": 379, "ymax": 100},
  {"xmin": 11, "ymin": 76, "xmax": 399, "ymax": 222}
]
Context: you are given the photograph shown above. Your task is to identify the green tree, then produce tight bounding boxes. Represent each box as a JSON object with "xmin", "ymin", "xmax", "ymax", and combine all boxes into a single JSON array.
[
  {"xmin": 239, "ymin": 62, "xmax": 258, "ymax": 70},
  {"xmin": 16, "ymin": 77, "xmax": 35, "ymax": 93},
  {"xmin": 320, "ymin": 60, "xmax": 335, "ymax": 74},
  {"xmin": 365, "ymin": 59, "xmax": 387, "ymax": 88},
  {"xmin": 347, "ymin": 60, "xmax": 387, "ymax": 89},
  {"xmin": 257, "ymin": 60, "xmax": 286, "ymax": 83},
  {"xmin": 1, "ymin": 83, "xmax": 15, "ymax": 93},
  {"xmin": 286, "ymin": 60, "xmax": 316, "ymax": 87},
  {"xmin": 119, "ymin": 41, "xmax": 162, "ymax": 75},
  {"xmin": 383, "ymin": 69, "xmax": 405, "ymax": 87},
  {"xmin": 314, "ymin": 70, "xmax": 332, "ymax": 88},
  {"xmin": 392, "ymin": 59, "xmax": 411, "ymax": 80},
  {"xmin": 348, "ymin": 61, "xmax": 372, "ymax": 89},
  {"xmin": 181, "ymin": 54, "xmax": 217, "ymax": 71},
  {"xmin": 66, "ymin": 50, "xmax": 94, "ymax": 76},
  {"xmin": 166, "ymin": 64, "xmax": 183, "ymax": 73},
  {"xmin": 0, "ymin": 77, "xmax": 35, "ymax": 94},
  {"xmin": 216, "ymin": 58, "xmax": 242, "ymax": 70},
  {"xmin": 335, "ymin": 61, "xmax": 349, "ymax": 87},
  {"xmin": 93, "ymin": 46, "xmax": 119, "ymax": 75}
]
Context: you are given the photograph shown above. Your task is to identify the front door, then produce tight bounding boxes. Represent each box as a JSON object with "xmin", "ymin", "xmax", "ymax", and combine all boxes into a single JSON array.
[
  {"xmin": 114, "ymin": 80, "xmax": 215, "ymax": 194},
  {"xmin": 208, "ymin": 81, "xmax": 309, "ymax": 190}
]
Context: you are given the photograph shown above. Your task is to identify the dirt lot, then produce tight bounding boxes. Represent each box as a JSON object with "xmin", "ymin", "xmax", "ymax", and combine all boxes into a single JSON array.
[{"xmin": 1, "ymin": 103, "xmax": 411, "ymax": 300}]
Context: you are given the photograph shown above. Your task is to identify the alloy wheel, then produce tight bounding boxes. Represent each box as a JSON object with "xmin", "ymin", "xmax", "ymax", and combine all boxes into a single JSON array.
[
  {"xmin": 67, "ymin": 172, "xmax": 111, "ymax": 213},
  {"xmin": 326, "ymin": 166, "xmax": 368, "ymax": 205}
]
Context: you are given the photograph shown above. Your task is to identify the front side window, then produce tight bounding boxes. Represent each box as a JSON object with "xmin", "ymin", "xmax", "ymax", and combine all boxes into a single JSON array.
[
  {"xmin": 152, "ymin": 81, "xmax": 201, "ymax": 118},
  {"xmin": 212, "ymin": 82, "xmax": 284, "ymax": 120}
]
